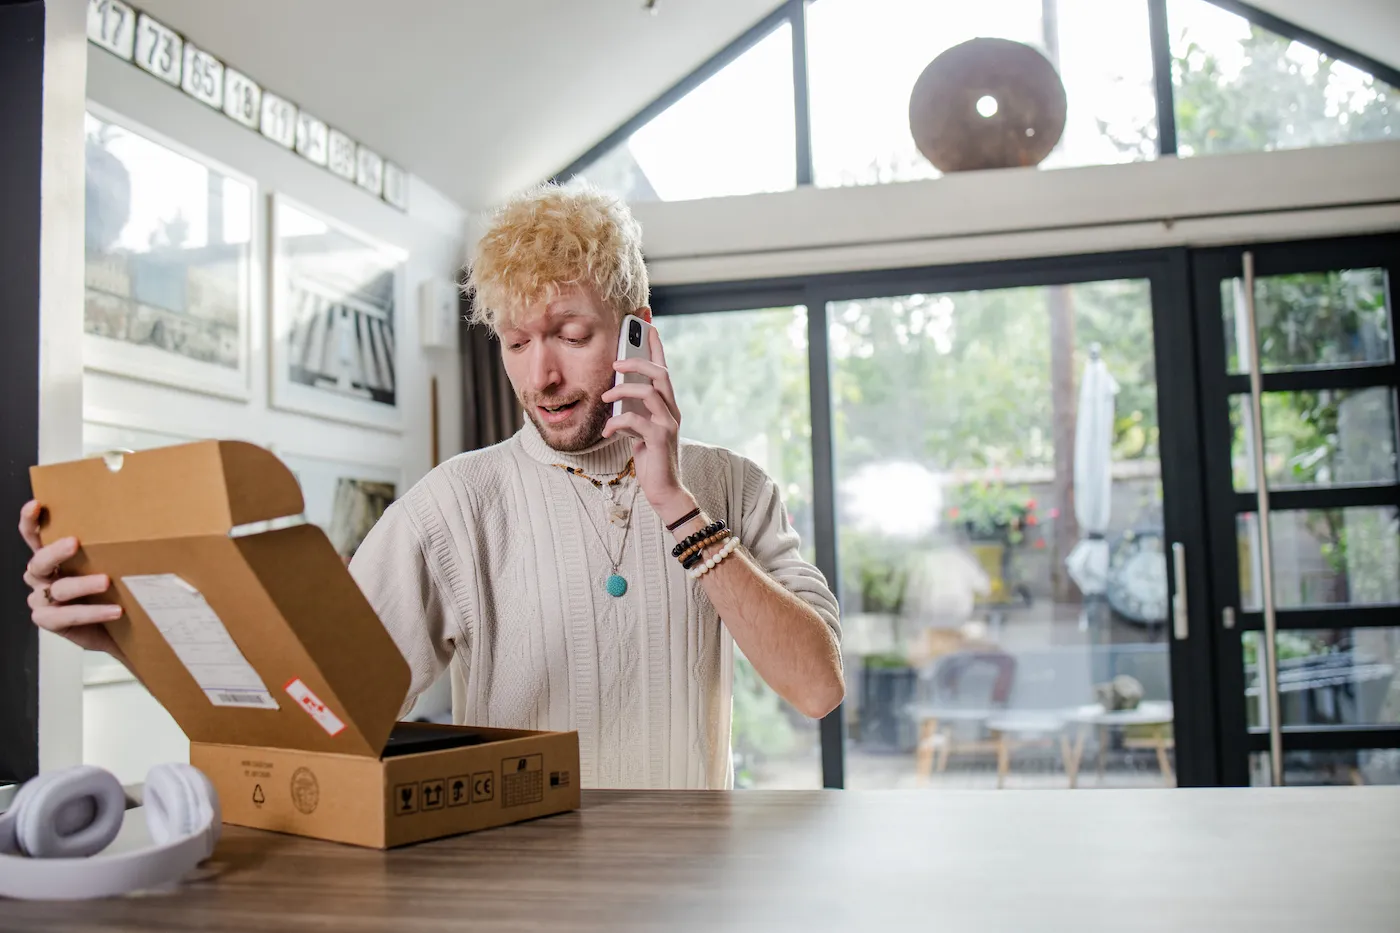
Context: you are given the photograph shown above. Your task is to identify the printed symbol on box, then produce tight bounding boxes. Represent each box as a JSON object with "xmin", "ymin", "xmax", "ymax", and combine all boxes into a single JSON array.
[
  {"xmin": 501, "ymin": 755, "xmax": 544, "ymax": 808},
  {"xmin": 470, "ymin": 772, "xmax": 494, "ymax": 804},
  {"xmin": 448, "ymin": 775, "xmax": 470, "ymax": 807},
  {"xmin": 290, "ymin": 767, "xmax": 319, "ymax": 815},
  {"xmin": 252, "ymin": 784, "xmax": 265, "ymax": 807},
  {"xmin": 550, "ymin": 770, "xmax": 571, "ymax": 789},
  {"xmin": 420, "ymin": 778, "xmax": 445, "ymax": 811},
  {"xmin": 395, "ymin": 783, "xmax": 418, "ymax": 815}
]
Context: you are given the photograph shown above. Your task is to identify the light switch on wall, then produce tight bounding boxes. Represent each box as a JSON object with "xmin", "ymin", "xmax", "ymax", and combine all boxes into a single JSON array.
[{"xmin": 418, "ymin": 277, "xmax": 461, "ymax": 351}]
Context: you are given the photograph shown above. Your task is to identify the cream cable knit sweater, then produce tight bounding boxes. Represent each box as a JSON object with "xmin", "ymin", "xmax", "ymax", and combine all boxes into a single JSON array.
[{"xmin": 348, "ymin": 421, "xmax": 840, "ymax": 789}]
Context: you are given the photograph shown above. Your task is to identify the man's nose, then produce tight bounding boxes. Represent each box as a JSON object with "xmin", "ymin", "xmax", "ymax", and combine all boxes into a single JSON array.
[{"xmin": 527, "ymin": 344, "xmax": 561, "ymax": 392}]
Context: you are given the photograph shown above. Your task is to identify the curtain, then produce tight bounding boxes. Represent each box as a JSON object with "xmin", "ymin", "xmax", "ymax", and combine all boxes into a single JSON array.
[{"xmin": 458, "ymin": 295, "xmax": 522, "ymax": 452}]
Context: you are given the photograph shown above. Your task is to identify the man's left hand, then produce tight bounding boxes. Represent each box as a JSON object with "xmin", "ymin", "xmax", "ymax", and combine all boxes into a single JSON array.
[{"xmin": 602, "ymin": 326, "xmax": 697, "ymax": 525}]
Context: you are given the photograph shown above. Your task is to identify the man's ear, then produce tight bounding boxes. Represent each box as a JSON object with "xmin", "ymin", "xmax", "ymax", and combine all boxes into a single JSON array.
[{"xmin": 636, "ymin": 307, "xmax": 653, "ymax": 324}]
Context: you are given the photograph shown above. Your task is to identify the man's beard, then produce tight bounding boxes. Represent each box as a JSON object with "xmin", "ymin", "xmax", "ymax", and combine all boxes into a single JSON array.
[{"xmin": 522, "ymin": 394, "xmax": 613, "ymax": 453}]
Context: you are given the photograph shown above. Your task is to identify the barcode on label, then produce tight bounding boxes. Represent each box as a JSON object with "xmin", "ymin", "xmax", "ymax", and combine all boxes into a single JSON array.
[{"xmin": 208, "ymin": 690, "xmax": 279, "ymax": 709}]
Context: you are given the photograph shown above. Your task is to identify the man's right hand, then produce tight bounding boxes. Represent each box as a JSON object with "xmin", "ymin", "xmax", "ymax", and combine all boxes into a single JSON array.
[{"xmin": 20, "ymin": 499, "xmax": 125, "ymax": 657}]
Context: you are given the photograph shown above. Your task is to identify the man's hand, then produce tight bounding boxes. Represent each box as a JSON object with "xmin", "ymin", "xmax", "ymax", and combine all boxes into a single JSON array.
[
  {"xmin": 601, "ymin": 326, "xmax": 698, "ymax": 526},
  {"xmin": 19, "ymin": 499, "xmax": 125, "ymax": 656}
]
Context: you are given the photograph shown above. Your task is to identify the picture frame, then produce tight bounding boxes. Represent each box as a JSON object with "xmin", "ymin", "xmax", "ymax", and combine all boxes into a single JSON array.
[
  {"xmin": 82, "ymin": 103, "xmax": 255, "ymax": 401},
  {"xmin": 269, "ymin": 194, "xmax": 406, "ymax": 432},
  {"xmin": 272, "ymin": 448, "xmax": 402, "ymax": 563}
]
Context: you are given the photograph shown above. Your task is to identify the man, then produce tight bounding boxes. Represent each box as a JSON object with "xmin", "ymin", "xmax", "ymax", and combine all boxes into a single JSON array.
[{"xmin": 18, "ymin": 182, "xmax": 843, "ymax": 789}]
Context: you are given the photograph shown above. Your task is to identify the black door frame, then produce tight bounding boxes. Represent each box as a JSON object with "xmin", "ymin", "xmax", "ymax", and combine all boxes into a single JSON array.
[
  {"xmin": 654, "ymin": 245, "xmax": 1221, "ymax": 788},
  {"xmin": 1190, "ymin": 232, "xmax": 1400, "ymax": 785},
  {"xmin": 0, "ymin": 0, "xmax": 47, "ymax": 787}
]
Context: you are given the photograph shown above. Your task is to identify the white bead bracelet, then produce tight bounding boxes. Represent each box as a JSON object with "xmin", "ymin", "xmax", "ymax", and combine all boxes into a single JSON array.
[{"xmin": 687, "ymin": 535, "xmax": 739, "ymax": 580}]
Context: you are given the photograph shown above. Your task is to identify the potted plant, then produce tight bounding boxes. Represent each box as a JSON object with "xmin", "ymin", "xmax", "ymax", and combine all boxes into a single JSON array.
[{"xmin": 947, "ymin": 479, "xmax": 1045, "ymax": 605}]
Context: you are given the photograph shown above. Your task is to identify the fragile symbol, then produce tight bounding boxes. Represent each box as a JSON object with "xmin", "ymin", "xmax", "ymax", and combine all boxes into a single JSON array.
[
  {"xmin": 394, "ymin": 782, "xmax": 418, "ymax": 815},
  {"xmin": 252, "ymin": 784, "xmax": 265, "ymax": 806}
]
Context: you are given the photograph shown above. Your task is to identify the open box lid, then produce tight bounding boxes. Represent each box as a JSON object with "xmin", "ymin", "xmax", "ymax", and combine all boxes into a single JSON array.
[{"xmin": 29, "ymin": 441, "xmax": 411, "ymax": 759}]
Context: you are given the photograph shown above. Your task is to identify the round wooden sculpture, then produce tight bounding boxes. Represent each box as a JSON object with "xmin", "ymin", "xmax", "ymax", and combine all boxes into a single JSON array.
[{"xmin": 908, "ymin": 37, "xmax": 1067, "ymax": 172}]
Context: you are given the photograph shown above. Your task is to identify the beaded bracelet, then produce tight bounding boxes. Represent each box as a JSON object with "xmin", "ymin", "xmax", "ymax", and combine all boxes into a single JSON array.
[
  {"xmin": 678, "ymin": 527, "xmax": 731, "ymax": 564},
  {"xmin": 687, "ymin": 536, "xmax": 740, "ymax": 580},
  {"xmin": 681, "ymin": 530, "xmax": 733, "ymax": 569},
  {"xmin": 665, "ymin": 507, "xmax": 703, "ymax": 532},
  {"xmin": 671, "ymin": 520, "xmax": 726, "ymax": 559}
]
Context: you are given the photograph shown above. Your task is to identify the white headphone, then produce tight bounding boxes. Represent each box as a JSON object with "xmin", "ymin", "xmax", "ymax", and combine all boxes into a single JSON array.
[{"xmin": 0, "ymin": 763, "xmax": 220, "ymax": 901}]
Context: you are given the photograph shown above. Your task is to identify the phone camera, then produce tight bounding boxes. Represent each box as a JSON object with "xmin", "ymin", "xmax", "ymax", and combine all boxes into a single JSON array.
[{"xmin": 629, "ymin": 320, "xmax": 642, "ymax": 347}]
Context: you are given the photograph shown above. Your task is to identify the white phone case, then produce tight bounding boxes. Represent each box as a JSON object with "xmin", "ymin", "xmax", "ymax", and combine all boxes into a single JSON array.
[{"xmin": 612, "ymin": 314, "xmax": 654, "ymax": 430}]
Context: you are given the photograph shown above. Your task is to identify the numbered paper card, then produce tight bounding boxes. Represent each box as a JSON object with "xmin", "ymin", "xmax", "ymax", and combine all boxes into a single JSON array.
[
  {"xmin": 87, "ymin": 0, "xmax": 135, "ymax": 59},
  {"xmin": 261, "ymin": 91, "xmax": 298, "ymax": 149},
  {"xmin": 122, "ymin": 574, "xmax": 279, "ymax": 710},
  {"xmin": 134, "ymin": 13, "xmax": 182, "ymax": 85},
  {"xmin": 382, "ymin": 162, "xmax": 409, "ymax": 211},
  {"xmin": 223, "ymin": 68, "xmax": 262, "ymax": 129},
  {"xmin": 356, "ymin": 147, "xmax": 384, "ymax": 196},
  {"xmin": 182, "ymin": 43, "xmax": 224, "ymax": 109},
  {"xmin": 328, "ymin": 129, "xmax": 358, "ymax": 181},
  {"xmin": 296, "ymin": 112, "xmax": 329, "ymax": 166}
]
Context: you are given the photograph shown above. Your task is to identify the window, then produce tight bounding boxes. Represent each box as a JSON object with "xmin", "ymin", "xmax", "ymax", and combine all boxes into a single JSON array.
[
  {"xmin": 807, "ymin": 0, "xmax": 1159, "ymax": 187},
  {"xmin": 652, "ymin": 307, "xmax": 820, "ymax": 788},
  {"xmin": 572, "ymin": 23, "xmax": 797, "ymax": 204},
  {"xmin": 1168, "ymin": 0, "xmax": 1400, "ymax": 156}
]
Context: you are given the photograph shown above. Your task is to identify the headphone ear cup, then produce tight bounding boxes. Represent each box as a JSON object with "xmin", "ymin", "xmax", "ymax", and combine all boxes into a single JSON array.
[
  {"xmin": 143, "ymin": 764, "xmax": 220, "ymax": 852},
  {"xmin": 12, "ymin": 766, "xmax": 126, "ymax": 859}
]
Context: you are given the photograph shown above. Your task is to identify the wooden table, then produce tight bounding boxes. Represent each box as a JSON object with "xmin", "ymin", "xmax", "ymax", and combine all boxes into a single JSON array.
[{"xmin": 8, "ymin": 788, "xmax": 1399, "ymax": 932}]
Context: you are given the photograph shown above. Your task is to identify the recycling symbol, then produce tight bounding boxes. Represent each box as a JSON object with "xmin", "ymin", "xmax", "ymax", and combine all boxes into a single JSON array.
[{"xmin": 253, "ymin": 784, "xmax": 266, "ymax": 806}]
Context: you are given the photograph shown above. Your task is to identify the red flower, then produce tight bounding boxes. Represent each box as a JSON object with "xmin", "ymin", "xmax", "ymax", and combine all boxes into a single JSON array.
[
  {"xmin": 1033, "ymin": 539, "xmax": 1047, "ymax": 549},
  {"xmin": 1049, "ymin": 508, "xmax": 1060, "ymax": 519},
  {"xmin": 947, "ymin": 507, "xmax": 960, "ymax": 519},
  {"xmin": 1026, "ymin": 499, "xmax": 1037, "ymax": 510},
  {"xmin": 1026, "ymin": 515, "xmax": 1038, "ymax": 526}
]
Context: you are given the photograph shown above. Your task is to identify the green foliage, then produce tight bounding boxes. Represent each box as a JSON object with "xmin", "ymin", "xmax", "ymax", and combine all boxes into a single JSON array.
[{"xmin": 948, "ymin": 480, "xmax": 1041, "ymax": 544}]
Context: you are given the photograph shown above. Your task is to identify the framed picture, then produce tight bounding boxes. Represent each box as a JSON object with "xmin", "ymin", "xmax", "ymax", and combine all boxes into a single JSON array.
[
  {"xmin": 83, "ymin": 104, "xmax": 254, "ymax": 400},
  {"xmin": 273, "ymin": 449, "xmax": 401, "ymax": 563},
  {"xmin": 269, "ymin": 195, "xmax": 406, "ymax": 431}
]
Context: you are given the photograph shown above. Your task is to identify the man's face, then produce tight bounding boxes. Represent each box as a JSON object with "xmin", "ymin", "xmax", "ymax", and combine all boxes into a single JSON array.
[{"xmin": 499, "ymin": 287, "xmax": 631, "ymax": 453}]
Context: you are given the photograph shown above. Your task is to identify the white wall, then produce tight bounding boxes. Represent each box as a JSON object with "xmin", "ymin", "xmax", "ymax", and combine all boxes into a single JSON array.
[
  {"xmin": 634, "ymin": 141, "xmax": 1400, "ymax": 284},
  {"xmin": 84, "ymin": 48, "xmax": 466, "ymax": 482},
  {"xmin": 38, "ymin": 0, "xmax": 90, "ymax": 773},
  {"xmin": 72, "ymin": 47, "xmax": 468, "ymax": 779}
]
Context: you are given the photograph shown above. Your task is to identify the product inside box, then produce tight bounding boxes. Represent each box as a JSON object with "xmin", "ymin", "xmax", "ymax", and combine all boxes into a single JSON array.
[
  {"xmin": 382, "ymin": 722, "xmax": 485, "ymax": 757},
  {"xmin": 30, "ymin": 441, "xmax": 580, "ymax": 848}
]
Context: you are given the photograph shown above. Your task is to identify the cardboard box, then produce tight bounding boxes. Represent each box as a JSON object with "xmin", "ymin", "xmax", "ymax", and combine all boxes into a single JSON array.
[{"xmin": 31, "ymin": 441, "xmax": 580, "ymax": 848}]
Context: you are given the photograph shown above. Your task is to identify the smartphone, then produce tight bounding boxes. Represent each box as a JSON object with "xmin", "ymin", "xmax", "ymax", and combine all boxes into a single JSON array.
[{"xmin": 612, "ymin": 313, "xmax": 654, "ymax": 433}]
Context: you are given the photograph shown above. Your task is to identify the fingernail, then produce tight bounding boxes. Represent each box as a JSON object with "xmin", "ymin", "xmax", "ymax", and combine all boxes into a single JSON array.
[{"xmin": 104, "ymin": 606, "xmax": 124, "ymax": 619}]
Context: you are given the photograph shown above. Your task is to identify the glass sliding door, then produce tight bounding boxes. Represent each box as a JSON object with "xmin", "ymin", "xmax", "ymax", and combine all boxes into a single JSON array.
[
  {"xmin": 823, "ymin": 271, "xmax": 1183, "ymax": 789},
  {"xmin": 652, "ymin": 305, "xmax": 821, "ymax": 788},
  {"xmin": 1192, "ymin": 234, "xmax": 1400, "ymax": 786}
]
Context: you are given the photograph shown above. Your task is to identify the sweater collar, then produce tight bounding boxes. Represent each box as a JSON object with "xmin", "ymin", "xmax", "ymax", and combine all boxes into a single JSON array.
[{"xmin": 518, "ymin": 417, "xmax": 634, "ymax": 475}]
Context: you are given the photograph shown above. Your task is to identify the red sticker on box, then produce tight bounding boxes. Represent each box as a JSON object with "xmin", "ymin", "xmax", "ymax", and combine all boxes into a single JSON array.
[{"xmin": 285, "ymin": 678, "xmax": 346, "ymax": 736}]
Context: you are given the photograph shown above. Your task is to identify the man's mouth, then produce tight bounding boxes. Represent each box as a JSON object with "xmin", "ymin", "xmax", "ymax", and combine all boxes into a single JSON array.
[{"xmin": 537, "ymin": 400, "xmax": 581, "ymax": 425}]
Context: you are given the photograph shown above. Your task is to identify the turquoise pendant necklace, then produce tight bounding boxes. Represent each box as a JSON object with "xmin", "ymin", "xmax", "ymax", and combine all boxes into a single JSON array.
[{"xmin": 561, "ymin": 467, "xmax": 641, "ymax": 598}]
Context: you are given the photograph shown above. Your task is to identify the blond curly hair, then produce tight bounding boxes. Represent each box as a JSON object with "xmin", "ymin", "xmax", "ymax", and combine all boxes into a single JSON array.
[{"xmin": 463, "ymin": 182, "xmax": 648, "ymax": 333}]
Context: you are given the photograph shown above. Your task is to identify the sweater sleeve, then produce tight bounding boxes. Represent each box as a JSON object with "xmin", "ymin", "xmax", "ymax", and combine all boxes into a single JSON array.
[
  {"xmin": 347, "ymin": 496, "xmax": 457, "ymax": 719},
  {"xmin": 735, "ymin": 458, "xmax": 842, "ymax": 643}
]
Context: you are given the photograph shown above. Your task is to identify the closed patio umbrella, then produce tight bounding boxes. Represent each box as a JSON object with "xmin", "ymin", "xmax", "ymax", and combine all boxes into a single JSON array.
[{"xmin": 1065, "ymin": 346, "xmax": 1119, "ymax": 596}]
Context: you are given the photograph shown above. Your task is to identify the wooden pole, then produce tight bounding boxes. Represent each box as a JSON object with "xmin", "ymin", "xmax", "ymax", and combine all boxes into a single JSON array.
[{"xmin": 430, "ymin": 375, "xmax": 440, "ymax": 466}]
